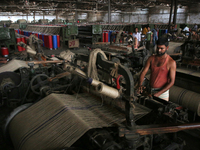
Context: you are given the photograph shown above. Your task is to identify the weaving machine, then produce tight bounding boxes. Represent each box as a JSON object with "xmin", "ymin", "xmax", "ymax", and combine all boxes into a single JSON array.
[{"xmin": 2, "ymin": 49, "xmax": 200, "ymax": 150}]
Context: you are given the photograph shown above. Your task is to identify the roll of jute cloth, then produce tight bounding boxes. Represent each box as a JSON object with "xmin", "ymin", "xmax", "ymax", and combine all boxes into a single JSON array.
[
  {"xmin": 96, "ymin": 83, "xmax": 120, "ymax": 99},
  {"xmin": 8, "ymin": 93, "xmax": 125, "ymax": 150},
  {"xmin": 170, "ymin": 86, "xmax": 200, "ymax": 116}
]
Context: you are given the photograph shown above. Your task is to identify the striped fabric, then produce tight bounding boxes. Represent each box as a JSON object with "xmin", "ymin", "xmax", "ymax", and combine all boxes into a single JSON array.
[
  {"xmin": 8, "ymin": 93, "xmax": 126, "ymax": 150},
  {"xmin": 151, "ymin": 88, "xmax": 169, "ymax": 101}
]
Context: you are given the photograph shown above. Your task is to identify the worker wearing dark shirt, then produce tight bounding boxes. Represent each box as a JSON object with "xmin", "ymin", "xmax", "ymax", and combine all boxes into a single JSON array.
[{"xmin": 152, "ymin": 25, "xmax": 158, "ymax": 47}]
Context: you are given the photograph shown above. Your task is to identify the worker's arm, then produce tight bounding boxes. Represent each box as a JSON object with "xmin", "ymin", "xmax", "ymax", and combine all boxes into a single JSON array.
[
  {"xmin": 138, "ymin": 56, "xmax": 152, "ymax": 93},
  {"xmin": 154, "ymin": 59, "xmax": 176, "ymax": 97}
]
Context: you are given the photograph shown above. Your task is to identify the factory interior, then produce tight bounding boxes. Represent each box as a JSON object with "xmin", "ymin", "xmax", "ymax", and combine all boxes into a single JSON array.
[{"xmin": 0, "ymin": 0, "xmax": 200, "ymax": 150}]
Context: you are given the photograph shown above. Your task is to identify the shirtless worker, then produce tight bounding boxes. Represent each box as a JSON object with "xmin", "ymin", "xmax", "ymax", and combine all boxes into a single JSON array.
[{"xmin": 138, "ymin": 37, "xmax": 176, "ymax": 101}]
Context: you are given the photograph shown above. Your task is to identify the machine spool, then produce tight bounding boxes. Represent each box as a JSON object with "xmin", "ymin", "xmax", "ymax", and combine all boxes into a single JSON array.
[
  {"xmin": 42, "ymin": 34, "xmax": 45, "ymax": 47},
  {"xmin": 27, "ymin": 46, "xmax": 37, "ymax": 56},
  {"xmin": 102, "ymin": 32, "xmax": 105, "ymax": 42},
  {"xmin": 25, "ymin": 31, "xmax": 29, "ymax": 37},
  {"xmin": 16, "ymin": 38, "xmax": 23, "ymax": 52},
  {"xmin": 96, "ymin": 83, "xmax": 120, "ymax": 99},
  {"xmin": 73, "ymin": 68, "xmax": 86, "ymax": 77},
  {"xmin": 88, "ymin": 78, "xmax": 101, "ymax": 86},
  {"xmin": 104, "ymin": 32, "xmax": 109, "ymax": 42},
  {"xmin": 47, "ymin": 35, "xmax": 53, "ymax": 50},
  {"xmin": 39, "ymin": 34, "xmax": 43, "ymax": 46},
  {"xmin": 52, "ymin": 35, "xmax": 58, "ymax": 50},
  {"xmin": 21, "ymin": 37, "xmax": 26, "ymax": 51},
  {"xmin": 34, "ymin": 33, "xmax": 38, "ymax": 38},
  {"xmin": 108, "ymin": 31, "xmax": 112, "ymax": 42},
  {"xmin": 170, "ymin": 86, "xmax": 200, "ymax": 116},
  {"xmin": 57, "ymin": 35, "xmax": 60, "ymax": 48},
  {"xmin": 29, "ymin": 32, "xmax": 32, "ymax": 36},
  {"xmin": 1, "ymin": 47, "xmax": 9, "ymax": 57},
  {"xmin": 44, "ymin": 35, "xmax": 48, "ymax": 48}
]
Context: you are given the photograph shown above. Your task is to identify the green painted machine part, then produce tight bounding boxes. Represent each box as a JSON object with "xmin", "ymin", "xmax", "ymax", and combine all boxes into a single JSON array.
[
  {"xmin": 0, "ymin": 27, "xmax": 17, "ymax": 52},
  {"xmin": 92, "ymin": 25, "xmax": 102, "ymax": 34},
  {"xmin": 92, "ymin": 25, "xmax": 102, "ymax": 44},
  {"xmin": 19, "ymin": 23, "xmax": 27, "ymax": 30},
  {"xmin": 61, "ymin": 25, "xmax": 78, "ymax": 46},
  {"xmin": 77, "ymin": 25, "xmax": 102, "ymax": 45}
]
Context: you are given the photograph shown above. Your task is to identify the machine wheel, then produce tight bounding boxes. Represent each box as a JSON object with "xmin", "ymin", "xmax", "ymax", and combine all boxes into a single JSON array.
[
  {"xmin": 0, "ymin": 71, "xmax": 21, "ymax": 106},
  {"xmin": 30, "ymin": 74, "xmax": 50, "ymax": 95}
]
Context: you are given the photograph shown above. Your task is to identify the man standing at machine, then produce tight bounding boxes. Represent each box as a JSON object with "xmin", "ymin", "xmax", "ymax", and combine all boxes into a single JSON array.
[
  {"xmin": 138, "ymin": 37, "xmax": 176, "ymax": 101},
  {"xmin": 132, "ymin": 27, "xmax": 141, "ymax": 49},
  {"xmin": 152, "ymin": 25, "xmax": 158, "ymax": 47},
  {"xmin": 146, "ymin": 26, "xmax": 153, "ymax": 52}
]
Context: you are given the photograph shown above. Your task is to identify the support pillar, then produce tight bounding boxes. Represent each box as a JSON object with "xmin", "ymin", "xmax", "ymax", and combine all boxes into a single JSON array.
[
  {"xmin": 33, "ymin": 11, "xmax": 35, "ymax": 23},
  {"xmin": 168, "ymin": 0, "xmax": 174, "ymax": 31},
  {"xmin": 108, "ymin": 0, "xmax": 111, "ymax": 24},
  {"xmin": 173, "ymin": 0, "xmax": 178, "ymax": 25}
]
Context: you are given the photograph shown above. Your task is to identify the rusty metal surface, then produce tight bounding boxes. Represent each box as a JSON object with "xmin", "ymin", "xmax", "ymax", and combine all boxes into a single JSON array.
[{"xmin": 119, "ymin": 123, "xmax": 200, "ymax": 137}]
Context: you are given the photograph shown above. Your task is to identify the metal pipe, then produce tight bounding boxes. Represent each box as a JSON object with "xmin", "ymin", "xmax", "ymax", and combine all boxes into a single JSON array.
[
  {"xmin": 26, "ymin": 60, "xmax": 68, "ymax": 65},
  {"xmin": 173, "ymin": 0, "xmax": 178, "ymax": 25},
  {"xmin": 168, "ymin": 0, "xmax": 174, "ymax": 31},
  {"xmin": 26, "ymin": 13, "xmax": 28, "ymax": 22},
  {"xmin": 108, "ymin": 0, "xmax": 111, "ymax": 24},
  {"xmin": 33, "ymin": 11, "xmax": 35, "ymax": 23}
]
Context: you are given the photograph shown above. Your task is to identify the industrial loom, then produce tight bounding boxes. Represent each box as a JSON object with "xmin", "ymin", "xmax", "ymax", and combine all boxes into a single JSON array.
[{"xmin": 2, "ymin": 49, "xmax": 200, "ymax": 150}]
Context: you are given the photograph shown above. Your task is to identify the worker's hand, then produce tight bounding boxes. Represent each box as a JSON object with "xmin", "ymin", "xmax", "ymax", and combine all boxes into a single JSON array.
[{"xmin": 138, "ymin": 85, "xmax": 146, "ymax": 94}]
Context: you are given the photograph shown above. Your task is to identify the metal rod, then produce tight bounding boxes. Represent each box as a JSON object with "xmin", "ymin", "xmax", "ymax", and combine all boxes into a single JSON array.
[
  {"xmin": 119, "ymin": 123, "xmax": 200, "ymax": 136},
  {"xmin": 26, "ymin": 60, "xmax": 68, "ymax": 65},
  {"xmin": 136, "ymin": 123, "xmax": 200, "ymax": 135},
  {"xmin": 168, "ymin": 0, "xmax": 174, "ymax": 31}
]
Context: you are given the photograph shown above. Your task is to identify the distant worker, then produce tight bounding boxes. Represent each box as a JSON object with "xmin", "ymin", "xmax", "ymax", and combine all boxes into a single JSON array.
[
  {"xmin": 142, "ymin": 25, "xmax": 148, "ymax": 35},
  {"xmin": 146, "ymin": 26, "xmax": 153, "ymax": 51},
  {"xmin": 152, "ymin": 25, "xmax": 158, "ymax": 47},
  {"xmin": 191, "ymin": 30, "xmax": 199, "ymax": 41},
  {"xmin": 138, "ymin": 37, "xmax": 176, "ymax": 101},
  {"xmin": 183, "ymin": 25, "xmax": 190, "ymax": 36},
  {"xmin": 183, "ymin": 25, "xmax": 189, "ymax": 32},
  {"xmin": 192, "ymin": 23, "xmax": 198, "ymax": 31},
  {"xmin": 132, "ymin": 27, "xmax": 141, "ymax": 49}
]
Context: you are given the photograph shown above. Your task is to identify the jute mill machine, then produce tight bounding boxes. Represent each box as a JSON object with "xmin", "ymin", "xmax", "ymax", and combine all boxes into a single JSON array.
[{"xmin": 2, "ymin": 49, "xmax": 200, "ymax": 150}]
